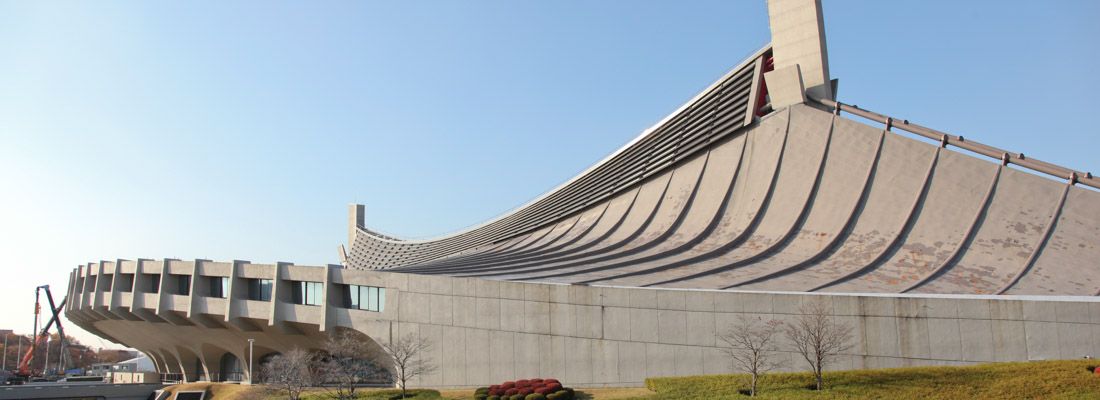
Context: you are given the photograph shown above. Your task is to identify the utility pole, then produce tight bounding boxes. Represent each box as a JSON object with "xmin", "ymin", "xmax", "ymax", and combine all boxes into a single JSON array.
[
  {"xmin": 2, "ymin": 333, "xmax": 8, "ymax": 370},
  {"xmin": 246, "ymin": 338, "xmax": 254, "ymax": 385},
  {"xmin": 43, "ymin": 338, "xmax": 51, "ymax": 375},
  {"xmin": 56, "ymin": 337, "xmax": 65, "ymax": 375}
]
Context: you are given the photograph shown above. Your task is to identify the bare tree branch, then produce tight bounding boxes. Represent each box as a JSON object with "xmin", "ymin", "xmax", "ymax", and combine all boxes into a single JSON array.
[
  {"xmin": 320, "ymin": 330, "xmax": 387, "ymax": 400},
  {"xmin": 719, "ymin": 315, "xmax": 783, "ymax": 396},
  {"xmin": 377, "ymin": 333, "xmax": 437, "ymax": 399},
  {"xmin": 784, "ymin": 300, "xmax": 853, "ymax": 391},
  {"xmin": 262, "ymin": 347, "xmax": 320, "ymax": 400}
]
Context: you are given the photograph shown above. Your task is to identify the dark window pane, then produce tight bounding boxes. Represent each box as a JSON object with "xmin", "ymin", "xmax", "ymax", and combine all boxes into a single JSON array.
[
  {"xmin": 292, "ymin": 282, "xmax": 303, "ymax": 304},
  {"xmin": 179, "ymin": 275, "xmax": 191, "ymax": 296},
  {"xmin": 119, "ymin": 274, "xmax": 134, "ymax": 293},
  {"xmin": 260, "ymin": 279, "xmax": 272, "ymax": 301}
]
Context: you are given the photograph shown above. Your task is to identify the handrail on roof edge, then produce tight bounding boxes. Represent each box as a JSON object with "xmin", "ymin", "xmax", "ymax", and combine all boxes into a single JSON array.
[{"xmin": 808, "ymin": 96, "xmax": 1100, "ymax": 191}]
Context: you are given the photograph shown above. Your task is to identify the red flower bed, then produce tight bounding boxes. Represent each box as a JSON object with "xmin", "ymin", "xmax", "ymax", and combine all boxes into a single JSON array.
[{"xmin": 478, "ymin": 377, "xmax": 574, "ymax": 400}]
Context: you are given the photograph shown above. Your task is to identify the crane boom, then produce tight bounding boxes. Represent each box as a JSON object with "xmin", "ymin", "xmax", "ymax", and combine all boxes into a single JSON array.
[{"xmin": 12, "ymin": 285, "xmax": 67, "ymax": 381}]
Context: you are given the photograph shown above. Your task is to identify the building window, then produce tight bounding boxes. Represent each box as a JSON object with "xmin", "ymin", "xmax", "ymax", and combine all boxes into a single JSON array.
[
  {"xmin": 247, "ymin": 279, "xmax": 273, "ymax": 301},
  {"xmin": 209, "ymin": 277, "xmax": 229, "ymax": 298},
  {"xmin": 291, "ymin": 281, "xmax": 323, "ymax": 306},
  {"xmin": 177, "ymin": 275, "xmax": 191, "ymax": 296},
  {"xmin": 345, "ymin": 285, "xmax": 385, "ymax": 312},
  {"xmin": 101, "ymin": 275, "xmax": 113, "ymax": 291},
  {"xmin": 146, "ymin": 274, "xmax": 161, "ymax": 293},
  {"xmin": 118, "ymin": 274, "xmax": 134, "ymax": 293}
]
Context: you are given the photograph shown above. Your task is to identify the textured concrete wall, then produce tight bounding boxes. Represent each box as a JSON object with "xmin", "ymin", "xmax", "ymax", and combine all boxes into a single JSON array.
[
  {"xmin": 68, "ymin": 262, "xmax": 1100, "ymax": 388},
  {"xmin": 381, "ymin": 272, "xmax": 1100, "ymax": 387}
]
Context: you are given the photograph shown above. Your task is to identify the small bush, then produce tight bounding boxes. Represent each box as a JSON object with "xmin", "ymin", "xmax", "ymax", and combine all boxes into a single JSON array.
[
  {"xmin": 476, "ymin": 387, "xmax": 490, "ymax": 395},
  {"xmin": 551, "ymin": 390, "xmax": 572, "ymax": 400},
  {"xmin": 525, "ymin": 394, "xmax": 546, "ymax": 400},
  {"xmin": 487, "ymin": 396, "xmax": 500, "ymax": 400}
]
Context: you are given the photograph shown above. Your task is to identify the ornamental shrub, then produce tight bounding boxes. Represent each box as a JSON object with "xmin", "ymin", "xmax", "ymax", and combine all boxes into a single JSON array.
[
  {"xmin": 488, "ymin": 396, "xmax": 500, "ymax": 400},
  {"xmin": 502, "ymin": 381, "xmax": 516, "ymax": 389},
  {"xmin": 476, "ymin": 387, "xmax": 490, "ymax": 395},
  {"xmin": 552, "ymin": 389, "xmax": 573, "ymax": 400},
  {"xmin": 525, "ymin": 394, "xmax": 547, "ymax": 400}
]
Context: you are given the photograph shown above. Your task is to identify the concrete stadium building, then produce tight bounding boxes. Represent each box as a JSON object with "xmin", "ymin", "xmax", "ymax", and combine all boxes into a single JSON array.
[{"xmin": 65, "ymin": 0, "xmax": 1100, "ymax": 387}]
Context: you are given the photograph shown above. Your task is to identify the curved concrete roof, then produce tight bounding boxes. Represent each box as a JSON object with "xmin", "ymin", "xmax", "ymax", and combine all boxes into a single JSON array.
[
  {"xmin": 346, "ymin": 46, "xmax": 771, "ymax": 269},
  {"xmin": 348, "ymin": 53, "xmax": 1100, "ymax": 297}
]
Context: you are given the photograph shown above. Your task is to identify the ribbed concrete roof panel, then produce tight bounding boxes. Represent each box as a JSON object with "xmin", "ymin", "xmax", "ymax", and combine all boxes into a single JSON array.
[{"xmin": 346, "ymin": 50, "xmax": 1098, "ymax": 297}]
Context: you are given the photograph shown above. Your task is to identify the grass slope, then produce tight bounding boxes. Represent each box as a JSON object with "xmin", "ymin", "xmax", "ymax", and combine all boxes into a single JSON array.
[
  {"xmin": 641, "ymin": 360, "xmax": 1100, "ymax": 399},
  {"xmin": 167, "ymin": 360, "xmax": 1100, "ymax": 399}
]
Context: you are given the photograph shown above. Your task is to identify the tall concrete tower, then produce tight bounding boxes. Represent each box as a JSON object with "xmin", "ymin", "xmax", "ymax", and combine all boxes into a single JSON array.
[{"xmin": 766, "ymin": 0, "xmax": 832, "ymax": 106}]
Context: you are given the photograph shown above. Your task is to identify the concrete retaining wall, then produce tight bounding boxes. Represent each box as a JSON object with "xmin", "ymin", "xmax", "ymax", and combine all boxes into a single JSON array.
[{"xmin": 367, "ymin": 272, "xmax": 1100, "ymax": 387}]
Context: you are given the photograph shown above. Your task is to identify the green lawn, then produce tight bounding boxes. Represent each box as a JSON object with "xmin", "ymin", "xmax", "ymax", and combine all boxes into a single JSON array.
[
  {"xmin": 168, "ymin": 360, "xmax": 1100, "ymax": 399},
  {"xmin": 639, "ymin": 360, "xmax": 1100, "ymax": 399}
]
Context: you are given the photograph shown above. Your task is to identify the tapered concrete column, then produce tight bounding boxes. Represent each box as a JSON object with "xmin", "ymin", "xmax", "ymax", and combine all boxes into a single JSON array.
[
  {"xmin": 767, "ymin": 0, "xmax": 832, "ymax": 100},
  {"xmin": 348, "ymin": 203, "xmax": 365, "ymax": 248}
]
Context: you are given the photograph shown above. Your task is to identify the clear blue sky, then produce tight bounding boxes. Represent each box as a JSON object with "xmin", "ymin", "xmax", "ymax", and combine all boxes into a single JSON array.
[{"xmin": 1, "ymin": 1, "xmax": 1097, "ymax": 348}]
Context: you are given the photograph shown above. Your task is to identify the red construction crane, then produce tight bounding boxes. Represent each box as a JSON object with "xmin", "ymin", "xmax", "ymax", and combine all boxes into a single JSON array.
[{"xmin": 9, "ymin": 285, "xmax": 67, "ymax": 383}]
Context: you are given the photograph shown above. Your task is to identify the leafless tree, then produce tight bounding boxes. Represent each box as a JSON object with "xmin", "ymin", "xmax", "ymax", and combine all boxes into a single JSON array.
[
  {"xmin": 320, "ymin": 330, "xmax": 386, "ymax": 400},
  {"xmin": 377, "ymin": 333, "xmax": 436, "ymax": 399},
  {"xmin": 785, "ymin": 300, "xmax": 853, "ymax": 391},
  {"xmin": 262, "ymin": 347, "xmax": 320, "ymax": 400},
  {"xmin": 718, "ymin": 315, "xmax": 784, "ymax": 396}
]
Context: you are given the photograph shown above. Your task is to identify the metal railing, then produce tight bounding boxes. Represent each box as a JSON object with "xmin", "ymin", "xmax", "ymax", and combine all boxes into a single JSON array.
[
  {"xmin": 809, "ymin": 96, "xmax": 1100, "ymax": 190},
  {"xmin": 182, "ymin": 372, "xmax": 245, "ymax": 383},
  {"xmin": 160, "ymin": 373, "xmax": 183, "ymax": 384}
]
